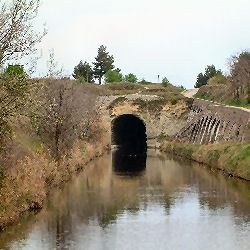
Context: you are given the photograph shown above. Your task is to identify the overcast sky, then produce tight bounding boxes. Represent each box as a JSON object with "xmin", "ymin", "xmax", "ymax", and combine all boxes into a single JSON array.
[{"xmin": 34, "ymin": 0, "xmax": 250, "ymax": 88}]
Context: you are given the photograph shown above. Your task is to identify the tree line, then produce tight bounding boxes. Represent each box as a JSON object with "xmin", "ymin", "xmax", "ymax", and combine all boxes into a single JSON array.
[
  {"xmin": 194, "ymin": 51, "xmax": 250, "ymax": 93},
  {"xmin": 73, "ymin": 45, "xmax": 171, "ymax": 86},
  {"xmin": 194, "ymin": 65, "xmax": 224, "ymax": 88},
  {"xmin": 194, "ymin": 52, "xmax": 250, "ymax": 105}
]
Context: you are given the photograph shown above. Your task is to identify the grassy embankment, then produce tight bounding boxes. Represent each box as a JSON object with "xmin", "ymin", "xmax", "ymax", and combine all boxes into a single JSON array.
[
  {"xmin": 104, "ymin": 81, "xmax": 187, "ymax": 106},
  {"xmin": 159, "ymin": 140, "xmax": 250, "ymax": 180},
  {"xmin": 0, "ymin": 78, "xmax": 111, "ymax": 230}
]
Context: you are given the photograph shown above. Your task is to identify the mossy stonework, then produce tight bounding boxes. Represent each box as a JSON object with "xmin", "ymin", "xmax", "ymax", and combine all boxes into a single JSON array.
[{"xmin": 106, "ymin": 95, "xmax": 191, "ymax": 148}]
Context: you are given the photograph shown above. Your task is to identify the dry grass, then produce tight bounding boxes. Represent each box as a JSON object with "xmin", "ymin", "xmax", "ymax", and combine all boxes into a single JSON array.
[
  {"xmin": 101, "ymin": 82, "xmax": 183, "ymax": 97},
  {"xmin": 0, "ymin": 78, "xmax": 111, "ymax": 230},
  {"xmin": 0, "ymin": 134, "xmax": 110, "ymax": 230}
]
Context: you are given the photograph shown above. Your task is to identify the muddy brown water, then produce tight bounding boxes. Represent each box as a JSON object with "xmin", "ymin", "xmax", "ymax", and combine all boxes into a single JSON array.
[{"xmin": 0, "ymin": 149, "xmax": 249, "ymax": 250}]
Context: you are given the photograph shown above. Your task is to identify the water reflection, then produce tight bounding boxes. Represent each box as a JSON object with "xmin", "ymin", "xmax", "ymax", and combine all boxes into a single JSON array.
[
  {"xmin": 112, "ymin": 149, "xmax": 147, "ymax": 176},
  {"xmin": 0, "ymin": 150, "xmax": 249, "ymax": 250}
]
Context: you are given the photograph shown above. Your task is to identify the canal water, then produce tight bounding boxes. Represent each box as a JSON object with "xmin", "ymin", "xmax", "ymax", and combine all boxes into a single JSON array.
[{"xmin": 0, "ymin": 149, "xmax": 249, "ymax": 250}]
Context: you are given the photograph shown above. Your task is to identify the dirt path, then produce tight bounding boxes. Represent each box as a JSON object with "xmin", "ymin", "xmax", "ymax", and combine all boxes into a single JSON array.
[
  {"xmin": 182, "ymin": 89, "xmax": 250, "ymax": 113},
  {"xmin": 182, "ymin": 89, "xmax": 199, "ymax": 98}
]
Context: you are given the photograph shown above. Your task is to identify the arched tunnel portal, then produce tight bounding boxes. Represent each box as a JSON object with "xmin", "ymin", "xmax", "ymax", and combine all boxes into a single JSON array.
[{"xmin": 111, "ymin": 114, "xmax": 147, "ymax": 153}]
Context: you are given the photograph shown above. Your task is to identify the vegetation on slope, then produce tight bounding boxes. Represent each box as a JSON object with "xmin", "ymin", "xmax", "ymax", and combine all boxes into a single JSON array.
[
  {"xmin": 194, "ymin": 51, "xmax": 250, "ymax": 107},
  {"xmin": 160, "ymin": 141, "xmax": 250, "ymax": 180},
  {"xmin": 103, "ymin": 81, "xmax": 184, "ymax": 96},
  {"xmin": 0, "ymin": 77, "xmax": 110, "ymax": 230}
]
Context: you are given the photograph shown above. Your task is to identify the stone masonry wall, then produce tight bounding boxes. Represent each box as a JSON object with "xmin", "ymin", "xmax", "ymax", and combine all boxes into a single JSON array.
[
  {"xmin": 177, "ymin": 99, "xmax": 250, "ymax": 144},
  {"xmin": 106, "ymin": 95, "xmax": 191, "ymax": 148}
]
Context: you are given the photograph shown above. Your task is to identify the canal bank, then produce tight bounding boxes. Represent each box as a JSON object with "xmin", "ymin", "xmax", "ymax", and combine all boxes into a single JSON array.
[
  {"xmin": 159, "ymin": 141, "xmax": 250, "ymax": 180},
  {"xmin": 0, "ymin": 132, "xmax": 111, "ymax": 231}
]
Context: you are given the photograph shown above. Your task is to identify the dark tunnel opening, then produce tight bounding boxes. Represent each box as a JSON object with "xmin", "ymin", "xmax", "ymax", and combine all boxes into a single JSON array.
[{"xmin": 112, "ymin": 114, "xmax": 147, "ymax": 154}]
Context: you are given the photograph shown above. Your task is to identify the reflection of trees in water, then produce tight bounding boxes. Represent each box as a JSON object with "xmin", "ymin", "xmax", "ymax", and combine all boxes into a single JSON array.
[
  {"xmin": 164, "ymin": 154, "xmax": 250, "ymax": 220},
  {"xmin": 0, "ymin": 152, "xmax": 249, "ymax": 248}
]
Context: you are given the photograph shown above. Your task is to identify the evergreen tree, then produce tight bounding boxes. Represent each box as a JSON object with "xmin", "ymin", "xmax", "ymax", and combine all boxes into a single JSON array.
[
  {"xmin": 72, "ymin": 61, "xmax": 94, "ymax": 83},
  {"xmin": 195, "ymin": 65, "xmax": 221, "ymax": 88},
  {"xmin": 162, "ymin": 77, "xmax": 170, "ymax": 87},
  {"xmin": 195, "ymin": 73, "xmax": 207, "ymax": 88},
  {"xmin": 93, "ymin": 45, "xmax": 114, "ymax": 84},
  {"xmin": 204, "ymin": 65, "xmax": 218, "ymax": 80},
  {"xmin": 123, "ymin": 73, "xmax": 138, "ymax": 83}
]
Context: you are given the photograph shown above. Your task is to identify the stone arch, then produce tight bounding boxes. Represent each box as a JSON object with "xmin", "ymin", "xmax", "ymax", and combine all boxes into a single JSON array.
[{"xmin": 111, "ymin": 114, "xmax": 147, "ymax": 153}]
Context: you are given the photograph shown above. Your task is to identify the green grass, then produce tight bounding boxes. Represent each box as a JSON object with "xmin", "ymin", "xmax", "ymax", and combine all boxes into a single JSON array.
[
  {"xmin": 14, "ymin": 131, "xmax": 43, "ymax": 152},
  {"xmin": 170, "ymin": 95, "xmax": 179, "ymax": 105},
  {"xmin": 208, "ymin": 150, "xmax": 221, "ymax": 163},
  {"xmin": 194, "ymin": 92, "xmax": 250, "ymax": 109},
  {"xmin": 194, "ymin": 93, "xmax": 216, "ymax": 101},
  {"xmin": 160, "ymin": 141, "xmax": 250, "ymax": 180},
  {"xmin": 222, "ymin": 101, "xmax": 250, "ymax": 109}
]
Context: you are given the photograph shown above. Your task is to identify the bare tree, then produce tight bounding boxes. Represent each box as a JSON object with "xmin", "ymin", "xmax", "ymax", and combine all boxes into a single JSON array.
[
  {"xmin": 0, "ymin": 0, "xmax": 46, "ymax": 65},
  {"xmin": 46, "ymin": 49, "xmax": 64, "ymax": 78},
  {"xmin": 230, "ymin": 51, "xmax": 250, "ymax": 103},
  {"xmin": 36, "ymin": 79, "xmax": 100, "ymax": 158}
]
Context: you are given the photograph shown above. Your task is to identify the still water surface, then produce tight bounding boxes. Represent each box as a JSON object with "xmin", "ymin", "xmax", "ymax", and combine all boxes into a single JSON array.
[{"xmin": 0, "ymin": 150, "xmax": 249, "ymax": 250}]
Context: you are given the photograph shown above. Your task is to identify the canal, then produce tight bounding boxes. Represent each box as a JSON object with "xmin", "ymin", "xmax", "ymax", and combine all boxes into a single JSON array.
[{"xmin": 0, "ymin": 149, "xmax": 249, "ymax": 250}]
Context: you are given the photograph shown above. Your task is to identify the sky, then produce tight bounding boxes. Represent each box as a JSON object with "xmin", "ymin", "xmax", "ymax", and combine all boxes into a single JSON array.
[{"xmin": 32, "ymin": 0, "xmax": 250, "ymax": 88}]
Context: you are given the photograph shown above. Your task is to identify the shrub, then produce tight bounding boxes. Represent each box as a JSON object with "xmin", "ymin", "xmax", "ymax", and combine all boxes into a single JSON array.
[
  {"xmin": 170, "ymin": 96, "xmax": 179, "ymax": 105},
  {"xmin": 139, "ymin": 78, "xmax": 152, "ymax": 84},
  {"xmin": 123, "ymin": 73, "xmax": 138, "ymax": 83},
  {"xmin": 208, "ymin": 73, "xmax": 227, "ymax": 85},
  {"xmin": 0, "ymin": 65, "xmax": 31, "ymax": 145},
  {"xmin": 104, "ymin": 70, "xmax": 123, "ymax": 83},
  {"xmin": 4, "ymin": 65, "xmax": 26, "ymax": 76}
]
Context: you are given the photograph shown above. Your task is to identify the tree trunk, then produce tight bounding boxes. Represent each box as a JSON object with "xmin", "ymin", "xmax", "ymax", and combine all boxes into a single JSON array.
[{"xmin": 99, "ymin": 76, "xmax": 102, "ymax": 85}]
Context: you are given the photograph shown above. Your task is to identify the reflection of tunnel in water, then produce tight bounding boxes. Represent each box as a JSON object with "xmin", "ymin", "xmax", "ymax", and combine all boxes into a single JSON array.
[
  {"xmin": 112, "ymin": 114, "xmax": 147, "ymax": 153},
  {"xmin": 112, "ymin": 149, "xmax": 147, "ymax": 176}
]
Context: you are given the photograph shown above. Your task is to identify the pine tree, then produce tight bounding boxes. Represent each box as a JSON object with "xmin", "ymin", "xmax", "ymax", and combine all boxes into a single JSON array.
[{"xmin": 93, "ymin": 45, "xmax": 114, "ymax": 84}]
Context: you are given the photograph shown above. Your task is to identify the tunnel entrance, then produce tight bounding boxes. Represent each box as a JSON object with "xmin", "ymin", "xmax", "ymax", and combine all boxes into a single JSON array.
[{"xmin": 111, "ymin": 114, "xmax": 147, "ymax": 153}]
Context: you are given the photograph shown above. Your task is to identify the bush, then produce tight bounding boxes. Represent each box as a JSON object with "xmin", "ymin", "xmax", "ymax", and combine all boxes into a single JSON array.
[
  {"xmin": 106, "ymin": 82, "xmax": 143, "ymax": 91},
  {"xmin": 104, "ymin": 70, "xmax": 123, "ymax": 83},
  {"xmin": 0, "ymin": 65, "xmax": 31, "ymax": 145},
  {"xmin": 139, "ymin": 78, "xmax": 152, "ymax": 84},
  {"xmin": 208, "ymin": 73, "xmax": 227, "ymax": 85},
  {"xmin": 4, "ymin": 65, "xmax": 26, "ymax": 76},
  {"xmin": 170, "ymin": 95, "xmax": 179, "ymax": 105}
]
